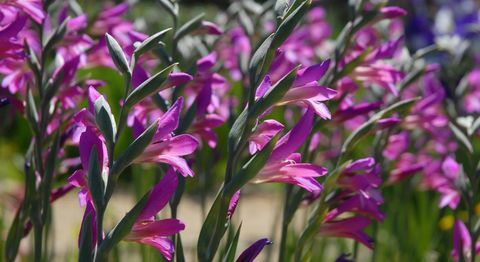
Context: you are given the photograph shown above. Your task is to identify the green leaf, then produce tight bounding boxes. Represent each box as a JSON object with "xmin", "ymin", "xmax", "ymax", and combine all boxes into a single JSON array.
[
  {"xmin": 26, "ymin": 89, "xmax": 39, "ymax": 135},
  {"xmin": 251, "ymin": 66, "xmax": 299, "ymax": 117},
  {"xmin": 248, "ymin": 33, "xmax": 274, "ymax": 89},
  {"xmin": 111, "ymin": 120, "xmax": 159, "ymax": 177},
  {"xmin": 222, "ymin": 223, "xmax": 242, "ymax": 262},
  {"xmin": 238, "ymin": 10, "xmax": 254, "ymax": 36},
  {"xmin": 78, "ymin": 212, "xmax": 93, "ymax": 262},
  {"xmin": 134, "ymin": 28, "xmax": 172, "ymax": 57},
  {"xmin": 157, "ymin": 0, "xmax": 178, "ymax": 19},
  {"xmin": 227, "ymin": 108, "xmax": 249, "ymax": 154},
  {"xmin": 449, "ymin": 122, "xmax": 474, "ymax": 154},
  {"xmin": 225, "ymin": 135, "xmax": 278, "ymax": 195},
  {"xmin": 197, "ymin": 191, "xmax": 229, "ymax": 262},
  {"xmin": 87, "ymin": 149, "xmax": 105, "ymax": 211},
  {"xmin": 274, "ymin": 0, "xmax": 290, "ymax": 20},
  {"xmin": 97, "ymin": 194, "xmax": 149, "ymax": 255},
  {"xmin": 174, "ymin": 14, "xmax": 204, "ymax": 42},
  {"xmin": 470, "ymin": 117, "xmax": 480, "ymax": 136},
  {"xmin": 341, "ymin": 97, "xmax": 419, "ymax": 156},
  {"xmin": 105, "ymin": 33, "xmax": 131, "ymax": 76},
  {"xmin": 94, "ymin": 97, "xmax": 117, "ymax": 147},
  {"xmin": 271, "ymin": 1, "xmax": 310, "ymax": 49},
  {"xmin": 124, "ymin": 63, "xmax": 177, "ymax": 107}
]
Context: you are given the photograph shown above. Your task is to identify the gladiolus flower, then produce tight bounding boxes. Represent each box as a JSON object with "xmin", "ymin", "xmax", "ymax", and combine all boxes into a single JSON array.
[{"xmin": 236, "ymin": 238, "xmax": 272, "ymax": 262}]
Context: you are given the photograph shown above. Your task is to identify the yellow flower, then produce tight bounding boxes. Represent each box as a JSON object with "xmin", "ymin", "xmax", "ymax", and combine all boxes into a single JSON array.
[{"xmin": 439, "ymin": 215, "xmax": 454, "ymax": 231}]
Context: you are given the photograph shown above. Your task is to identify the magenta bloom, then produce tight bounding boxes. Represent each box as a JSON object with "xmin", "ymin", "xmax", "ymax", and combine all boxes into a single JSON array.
[
  {"xmin": 1, "ymin": 0, "xmax": 45, "ymax": 24},
  {"xmin": 133, "ymin": 98, "xmax": 199, "ymax": 177},
  {"xmin": 318, "ymin": 217, "xmax": 373, "ymax": 249},
  {"xmin": 451, "ymin": 220, "xmax": 480, "ymax": 261},
  {"xmin": 125, "ymin": 169, "xmax": 185, "ymax": 261},
  {"xmin": 236, "ymin": 238, "xmax": 272, "ymax": 262},
  {"xmin": 249, "ymin": 119, "xmax": 284, "ymax": 154},
  {"xmin": 257, "ymin": 60, "xmax": 338, "ymax": 119},
  {"xmin": 252, "ymin": 109, "xmax": 327, "ymax": 192}
]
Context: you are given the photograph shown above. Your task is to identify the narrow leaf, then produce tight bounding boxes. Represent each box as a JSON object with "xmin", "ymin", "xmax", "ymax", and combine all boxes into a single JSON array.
[
  {"xmin": 248, "ymin": 34, "xmax": 274, "ymax": 88},
  {"xmin": 94, "ymin": 97, "xmax": 117, "ymax": 147},
  {"xmin": 222, "ymin": 223, "xmax": 242, "ymax": 262},
  {"xmin": 98, "ymin": 194, "xmax": 149, "ymax": 254},
  {"xmin": 105, "ymin": 33, "xmax": 131, "ymax": 76},
  {"xmin": 78, "ymin": 213, "xmax": 93, "ymax": 262},
  {"xmin": 174, "ymin": 14, "xmax": 204, "ymax": 41},
  {"xmin": 449, "ymin": 122, "xmax": 474, "ymax": 154},
  {"xmin": 225, "ymin": 135, "xmax": 278, "ymax": 195},
  {"xmin": 124, "ymin": 63, "xmax": 177, "ymax": 107},
  {"xmin": 251, "ymin": 66, "xmax": 299, "ymax": 117},
  {"xmin": 87, "ymin": 149, "xmax": 105, "ymax": 210},
  {"xmin": 111, "ymin": 120, "xmax": 159, "ymax": 176},
  {"xmin": 341, "ymin": 97, "xmax": 419, "ymax": 155},
  {"xmin": 271, "ymin": 1, "xmax": 310, "ymax": 49},
  {"xmin": 134, "ymin": 28, "xmax": 172, "ymax": 57}
]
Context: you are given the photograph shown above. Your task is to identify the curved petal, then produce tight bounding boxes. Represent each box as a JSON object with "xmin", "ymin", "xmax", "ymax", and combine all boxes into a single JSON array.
[
  {"xmin": 269, "ymin": 109, "xmax": 313, "ymax": 161},
  {"xmin": 154, "ymin": 97, "xmax": 183, "ymax": 142},
  {"xmin": 156, "ymin": 155, "xmax": 195, "ymax": 177},
  {"xmin": 138, "ymin": 169, "xmax": 178, "ymax": 220},
  {"xmin": 130, "ymin": 218, "xmax": 185, "ymax": 238}
]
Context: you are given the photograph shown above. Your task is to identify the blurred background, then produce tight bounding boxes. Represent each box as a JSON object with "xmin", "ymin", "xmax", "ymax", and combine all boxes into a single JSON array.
[{"xmin": 1, "ymin": 0, "xmax": 479, "ymax": 261}]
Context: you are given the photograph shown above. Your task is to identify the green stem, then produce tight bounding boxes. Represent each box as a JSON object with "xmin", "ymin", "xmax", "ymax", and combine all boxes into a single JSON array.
[
  {"xmin": 33, "ymin": 224, "xmax": 43, "ymax": 262},
  {"xmin": 278, "ymin": 185, "xmax": 293, "ymax": 262}
]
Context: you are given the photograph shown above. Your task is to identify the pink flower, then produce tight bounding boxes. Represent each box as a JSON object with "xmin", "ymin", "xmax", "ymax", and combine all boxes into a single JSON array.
[
  {"xmin": 133, "ymin": 98, "xmax": 199, "ymax": 177},
  {"xmin": 236, "ymin": 238, "xmax": 272, "ymax": 262},
  {"xmin": 451, "ymin": 220, "xmax": 480, "ymax": 261},
  {"xmin": 252, "ymin": 109, "xmax": 327, "ymax": 192},
  {"xmin": 318, "ymin": 217, "xmax": 374, "ymax": 249},
  {"xmin": 257, "ymin": 60, "xmax": 338, "ymax": 119},
  {"xmin": 125, "ymin": 169, "xmax": 185, "ymax": 261}
]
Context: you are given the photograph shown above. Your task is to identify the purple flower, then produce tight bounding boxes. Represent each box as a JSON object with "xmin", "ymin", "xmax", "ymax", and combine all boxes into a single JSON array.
[
  {"xmin": 257, "ymin": 60, "xmax": 338, "ymax": 119},
  {"xmin": 133, "ymin": 98, "xmax": 199, "ymax": 177},
  {"xmin": 236, "ymin": 238, "xmax": 272, "ymax": 262},
  {"xmin": 249, "ymin": 119, "xmax": 284, "ymax": 154},
  {"xmin": 1, "ymin": 0, "xmax": 45, "ymax": 24},
  {"xmin": 252, "ymin": 110, "xmax": 327, "ymax": 192},
  {"xmin": 125, "ymin": 169, "xmax": 185, "ymax": 261},
  {"xmin": 451, "ymin": 220, "xmax": 480, "ymax": 261},
  {"xmin": 318, "ymin": 217, "xmax": 374, "ymax": 249}
]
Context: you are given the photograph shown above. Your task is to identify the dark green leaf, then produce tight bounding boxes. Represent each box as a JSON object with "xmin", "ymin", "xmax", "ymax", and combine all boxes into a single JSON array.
[
  {"xmin": 105, "ymin": 33, "xmax": 131, "ymax": 76},
  {"xmin": 274, "ymin": 0, "xmax": 290, "ymax": 20},
  {"xmin": 197, "ymin": 191, "xmax": 229, "ymax": 262},
  {"xmin": 248, "ymin": 33, "xmax": 274, "ymax": 88},
  {"xmin": 238, "ymin": 10, "xmax": 254, "ymax": 36},
  {"xmin": 87, "ymin": 149, "xmax": 105, "ymax": 210},
  {"xmin": 157, "ymin": 0, "xmax": 178, "ymax": 19},
  {"xmin": 341, "ymin": 98, "xmax": 419, "ymax": 156},
  {"xmin": 26, "ymin": 89, "xmax": 39, "ymax": 135},
  {"xmin": 225, "ymin": 135, "xmax": 277, "ymax": 195},
  {"xmin": 97, "ymin": 194, "xmax": 149, "ymax": 255},
  {"xmin": 124, "ymin": 63, "xmax": 177, "ymax": 107},
  {"xmin": 227, "ymin": 108, "xmax": 249, "ymax": 154},
  {"xmin": 134, "ymin": 28, "xmax": 172, "ymax": 57},
  {"xmin": 94, "ymin": 97, "xmax": 117, "ymax": 147},
  {"xmin": 111, "ymin": 120, "xmax": 159, "ymax": 176},
  {"xmin": 449, "ymin": 122, "xmax": 474, "ymax": 154},
  {"xmin": 251, "ymin": 66, "xmax": 299, "ymax": 117},
  {"xmin": 174, "ymin": 14, "xmax": 204, "ymax": 42},
  {"xmin": 271, "ymin": 1, "xmax": 310, "ymax": 49},
  {"xmin": 78, "ymin": 213, "xmax": 93, "ymax": 262},
  {"xmin": 222, "ymin": 223, "xmax": 242, "ymax": 262}
]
